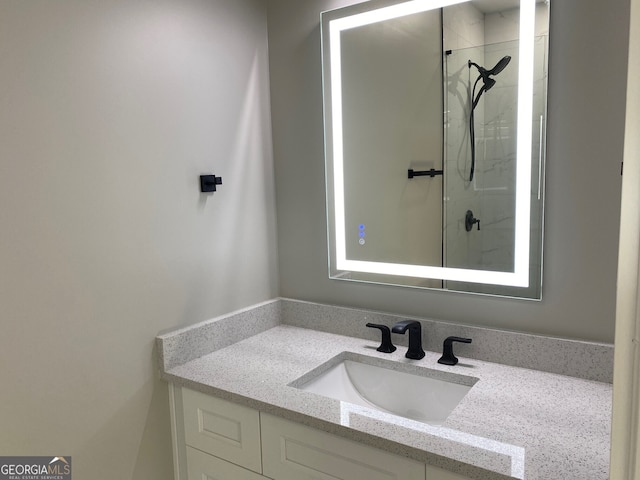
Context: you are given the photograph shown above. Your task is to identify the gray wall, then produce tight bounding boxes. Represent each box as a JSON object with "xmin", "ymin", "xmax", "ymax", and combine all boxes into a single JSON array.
[
  {"xmin": 0, "ymin": 1, "xmax": 277, "ymax": 479},
  {"xmin": 268, "ymin": 0, "xmax": 629, "ymax": 343}
]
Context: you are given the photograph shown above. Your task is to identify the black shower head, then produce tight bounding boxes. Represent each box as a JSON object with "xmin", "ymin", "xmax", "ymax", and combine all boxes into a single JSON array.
[
  {"xmin": 468, "ymin": 55, "xmax": 512, "ymax": 82},
  {"xmin": 487, "ymin": 56, "xmax": 511, "ymax": 76}
]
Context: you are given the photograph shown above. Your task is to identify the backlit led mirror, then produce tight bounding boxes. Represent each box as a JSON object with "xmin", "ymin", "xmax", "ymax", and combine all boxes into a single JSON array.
[{"xmin": 322, "ymin": 0, "xmax": 549, "ymax": 299}]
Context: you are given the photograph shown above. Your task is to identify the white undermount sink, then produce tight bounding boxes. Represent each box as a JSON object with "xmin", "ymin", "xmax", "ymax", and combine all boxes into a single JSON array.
[{"xmin": 294, "ymin": 355, "xmax": 477, "ymax": 425}]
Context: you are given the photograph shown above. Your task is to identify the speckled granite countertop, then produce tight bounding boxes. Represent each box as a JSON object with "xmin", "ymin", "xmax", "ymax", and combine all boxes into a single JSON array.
[{"xmin": 159, "ymin": 324, "xmax": 611, "ymax": 480}]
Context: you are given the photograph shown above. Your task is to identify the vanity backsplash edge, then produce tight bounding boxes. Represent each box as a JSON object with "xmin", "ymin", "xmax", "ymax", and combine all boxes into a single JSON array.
[
  {"xmin": 156, "ymin": 297, "xmax": 613, "ymax": 383},
  {"xmin": 280, "ymin": 299, "xmax": 613, "ymax": 383},
  {"xmin": 156, "ymin": 298, "xmax": 281, "ymax": 372}
]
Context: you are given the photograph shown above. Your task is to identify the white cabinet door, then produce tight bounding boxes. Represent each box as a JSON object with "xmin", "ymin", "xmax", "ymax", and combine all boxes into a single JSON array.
[
  {"xmin": 186, "ymin": 446, "xmax": 271, "ymax": 480},
  {"xmin": 182, "ymin": 387, "xmax": 262, "ymax": 474},
  {"xmin": 426, "ymin": 465, "xmax": 473, "ymax": 480},
  {"xmin": 261, "ymin": 413, "xmax": 425, "ymax": 480}
]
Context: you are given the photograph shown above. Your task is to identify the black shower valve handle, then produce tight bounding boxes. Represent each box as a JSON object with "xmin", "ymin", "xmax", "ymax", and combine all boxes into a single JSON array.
[
  {"xmin": 465, "ymin": 210, "xmax": 480, "ymax": 231},
  {"xmin": 366, "ymin": 323, "xmax": 396, "ymax": 353}
]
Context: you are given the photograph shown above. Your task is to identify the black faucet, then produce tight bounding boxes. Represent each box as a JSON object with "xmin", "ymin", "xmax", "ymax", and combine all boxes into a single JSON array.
[{"xmin": 391, "ymin": 320, "xmax": 425, "ymax": 360}]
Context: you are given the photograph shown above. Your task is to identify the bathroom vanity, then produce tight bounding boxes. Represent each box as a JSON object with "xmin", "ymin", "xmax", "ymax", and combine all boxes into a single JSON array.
[
  {"xmin": 174, "ymin": 385, "xmax": 466, "ymax": 480},
  {"xmin": 157, "ymin": 299, "xmax": 612, "ymax": 480}
]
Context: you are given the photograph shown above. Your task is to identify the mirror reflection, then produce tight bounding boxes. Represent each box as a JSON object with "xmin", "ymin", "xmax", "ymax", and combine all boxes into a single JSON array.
[{"xmin": 322, "ymin": 0, "xmax": 549, "ymax": 299}]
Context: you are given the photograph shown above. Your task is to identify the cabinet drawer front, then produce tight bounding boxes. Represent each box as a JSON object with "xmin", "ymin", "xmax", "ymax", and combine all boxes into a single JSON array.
[
  {"xmin": 426, "ymin": 465, "xmax": 472, "ymax": 480},
  {"xmin": 182, "ymin": 388, "xmax": 261, "ymax": 473},
  {"xmin": 261, "ymin": 413, "xmax": 425, "ymax": 480},
  {"xmin": 186, "ymin": 446, "xmax": 269, "ymax": 480}
]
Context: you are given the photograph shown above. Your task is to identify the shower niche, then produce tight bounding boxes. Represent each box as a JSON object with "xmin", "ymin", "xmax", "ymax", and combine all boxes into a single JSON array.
[{"xmin": 322, "ymin": 0, "xmax": 549, "ymax": 299}]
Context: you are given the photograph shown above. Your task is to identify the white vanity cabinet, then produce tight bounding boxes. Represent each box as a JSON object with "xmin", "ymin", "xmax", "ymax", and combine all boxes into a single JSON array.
[
  {"xmin": 261, "ymin": 414, "xmax": 471, "ymax": 480},
  {"xmin": 181, "ymin": 387, "xmax": 262, "ymax": 473},
  {"xmin": 185, "ymin": 446, "xmax": 267, "ymax": 480},
  {"xmin": 170, "ymin": 385, "xmax": 473, "ymax": 480},
  {"xmin": 172, "ymin": 386, "xmax": 270, "ymax": 480},
  {"xmin": 426, "ymin": 466, "xmax": 475, "ymax": 480},
  {"xmin": 261, "ymin": 413, "xmax": 425, "ymax": 480}
]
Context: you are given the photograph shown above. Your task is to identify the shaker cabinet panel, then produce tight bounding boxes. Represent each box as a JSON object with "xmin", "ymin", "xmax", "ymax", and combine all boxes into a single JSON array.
[
  {"xmin": 186, "ymin": 446, "xmax": 270, "ymax": 480},
  {"xmin": 182, "ymin": 387, "xmax": 262, "ymax": 473},
  {"xmin": 261, "ymin": 413, "xmax": 425, "ymax": 480}
]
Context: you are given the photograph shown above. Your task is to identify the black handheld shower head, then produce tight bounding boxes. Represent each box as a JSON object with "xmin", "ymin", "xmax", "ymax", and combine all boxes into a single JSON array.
[{"xmin": 483, "ymin": 77, "xmax": 496, "ymax": 93}]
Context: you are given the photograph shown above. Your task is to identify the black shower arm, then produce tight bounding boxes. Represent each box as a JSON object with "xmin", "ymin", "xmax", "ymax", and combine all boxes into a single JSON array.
[{"xmin": 468, "ymin": 60, "xmax": 482, "ymax": 72}]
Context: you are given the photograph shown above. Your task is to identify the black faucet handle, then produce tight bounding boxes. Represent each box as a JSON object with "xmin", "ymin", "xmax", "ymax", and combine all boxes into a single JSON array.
[
  {"xmin": 438, "ymin": 336, "xmax": 472, "ymax": 365},
  {"xmin": 366, "ymin": 323, "xmax": 396, "ymax": 353}
]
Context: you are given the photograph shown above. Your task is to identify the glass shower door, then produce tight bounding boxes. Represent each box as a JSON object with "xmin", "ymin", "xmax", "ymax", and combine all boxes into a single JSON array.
[{"xmin": 443, "ymin": 37, "xmax": 547, "ymax": 298}]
